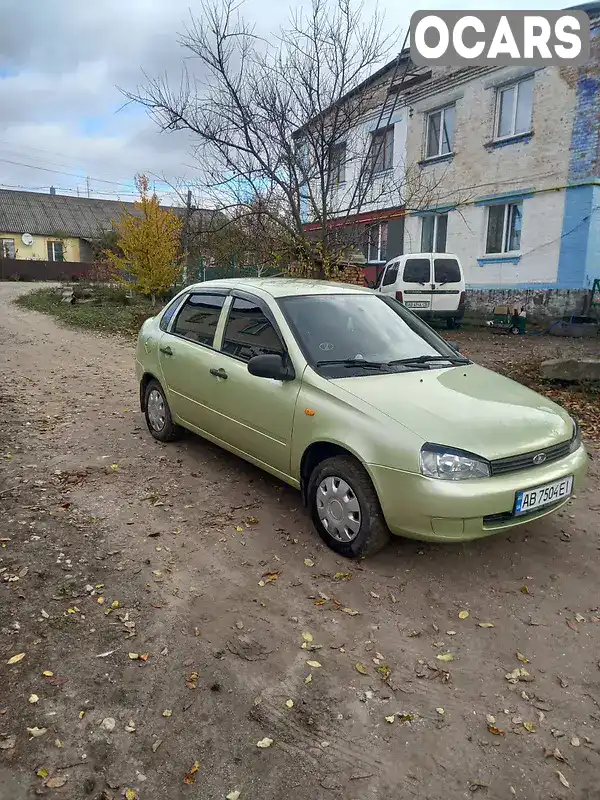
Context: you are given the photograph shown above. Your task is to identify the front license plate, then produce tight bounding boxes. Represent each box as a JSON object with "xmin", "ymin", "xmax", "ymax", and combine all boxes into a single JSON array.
[
  {"xmin": 514, "ymin": 475, "xmax": 573, "ymax": 516},
  {"xmin": 405, "ymin": 301, "xmax": 430, "ymax": 309}
]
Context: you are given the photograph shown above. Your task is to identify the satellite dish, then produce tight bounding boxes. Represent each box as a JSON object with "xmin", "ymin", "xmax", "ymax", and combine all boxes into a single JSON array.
[{"xmin": 21, "ymin": 233, "xmax": 33, "ymax": 246}]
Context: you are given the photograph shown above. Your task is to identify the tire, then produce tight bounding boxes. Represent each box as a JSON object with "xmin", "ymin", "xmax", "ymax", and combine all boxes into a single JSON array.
[
  {"xmin": 308, "ymin": 456, "xmax": 390, "ymax": 558},
  {"xmin": 446, "ymin": 316, "xmax": 460, "ymax": 330},
  {"xmin": 143, "ymin": 379, "xmax": 181, "ymax": 442}
]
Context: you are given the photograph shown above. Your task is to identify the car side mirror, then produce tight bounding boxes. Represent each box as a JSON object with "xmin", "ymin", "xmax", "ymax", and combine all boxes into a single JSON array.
[
  {"xmin": 247, "ymin": 353, "xmax": 294, "ymax": 381},
  {"xmin": 447, "ymin": 340, "xmax": 460, "ymax": 352}
]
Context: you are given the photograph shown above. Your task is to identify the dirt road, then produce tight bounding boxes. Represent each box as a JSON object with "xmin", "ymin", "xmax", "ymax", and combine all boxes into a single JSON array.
[{"xmin": 1, "ymin": 282, "xmax": 599, "ymax": 800}]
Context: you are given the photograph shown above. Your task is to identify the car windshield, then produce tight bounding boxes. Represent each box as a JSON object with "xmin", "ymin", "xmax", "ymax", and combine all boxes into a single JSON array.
[{"xmin": 279, "ymin": 293, "xmax": 466, "ymax": 375}]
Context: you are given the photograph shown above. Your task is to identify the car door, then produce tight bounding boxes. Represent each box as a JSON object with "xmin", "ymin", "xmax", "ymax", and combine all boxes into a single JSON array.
[
  {"xmin": 157, "ymin": 290, "xmax": 228, "ymax": 431},
  {"xmin": 431, "ymin": 256, "xmax": 463, "ymax": 313},
  {"xmin": 401, "ymin": 256, "xmax": 433, "ymax": 312},
  {"xmin": 205, "ymin": 292, "xmax": 302, "ymax": 478}
]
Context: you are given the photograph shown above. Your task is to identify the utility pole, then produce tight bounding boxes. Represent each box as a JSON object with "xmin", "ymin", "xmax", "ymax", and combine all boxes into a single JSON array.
[
  {"xmin": 183, "ymin": 188, "xmax": 193, "ymax": 284},
  {"xmin": 86, "ymin": 176, "xmax": 90, "ymax": 198}
]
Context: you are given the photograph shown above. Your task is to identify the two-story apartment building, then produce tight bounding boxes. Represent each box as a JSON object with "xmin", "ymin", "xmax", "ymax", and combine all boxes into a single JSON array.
[{"xmin": 298, "ymin": 2, "xmax": 600, "ymax": 304}]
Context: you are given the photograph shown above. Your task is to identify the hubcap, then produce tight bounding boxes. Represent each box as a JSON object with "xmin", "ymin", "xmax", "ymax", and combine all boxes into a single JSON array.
[
  {"xmin": 147, "ymin": 388, "xmax": 166, "ymax": 432},
  {"xmin": 316, "ymin": 476, "xmax": 361, "ymax": 542}
]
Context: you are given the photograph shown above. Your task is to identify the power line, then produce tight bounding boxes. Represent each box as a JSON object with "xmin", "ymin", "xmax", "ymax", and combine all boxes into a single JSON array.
[{"xmin": 0, "ymin": 156, "xmax": 138, "ymax": 188}]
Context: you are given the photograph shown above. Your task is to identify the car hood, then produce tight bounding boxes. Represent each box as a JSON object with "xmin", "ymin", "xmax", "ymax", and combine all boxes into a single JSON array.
[{"xmin": 332, "ymin": 364, "xmax": 572, "ymax": 461}]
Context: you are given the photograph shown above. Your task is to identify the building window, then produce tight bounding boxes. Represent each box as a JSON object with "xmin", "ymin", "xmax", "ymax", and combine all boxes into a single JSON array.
[
  {"xmin": 371, "ymin": 127, "xmax": 394, "ymax": 173},
  {"xmin": 495, "ymin": 77, "xmax": 534, "ymax": 139},
  {"xmin": 486, "ymin": 203, "xmax": 522, "ymax": 254},
  {"xmin": 1, "ymin": 238, "xmax": 15, "ymax": 259},
  {"xmin": 47, "ymin": 241, "xmax": 64, "ymax": 262},
  {"xmin": 425, "ymin": 105, "xmax": 455, "ymax": 159},
  {"xmin": 420, "ymin": 214, "xmax": 448, "ymax": 252},
  {"xmin": 366, "ymin": 221, "xmax": 388, "ymax": 262},
  {"xmin": 329, "ymin": 143, "xmax": 346, "ymax": 185}
]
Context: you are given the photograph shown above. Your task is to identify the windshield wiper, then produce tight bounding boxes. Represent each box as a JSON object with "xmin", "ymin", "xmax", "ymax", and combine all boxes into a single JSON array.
[
  {"xmin": 315, "ymin": 358, "xmax": 388, "ymax": 370},
  {"xmin": 387, "ymin": 355, "xmax": 470, "ymax": 366}
]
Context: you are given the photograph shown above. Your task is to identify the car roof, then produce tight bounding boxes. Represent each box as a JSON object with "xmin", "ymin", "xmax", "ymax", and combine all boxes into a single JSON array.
[{"xmin": 185, "ymin": 277, "xmax": 374, "ymax": 298}]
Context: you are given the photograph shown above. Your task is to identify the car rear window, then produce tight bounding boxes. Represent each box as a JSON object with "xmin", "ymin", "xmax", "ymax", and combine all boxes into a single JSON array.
[
  {"xmin": 403, "ymin": 258, "xmax": 430, "ymax": 283},
  {"xmin": 434, "ymin": 258, "xmax": 461, "ymax": 284}
]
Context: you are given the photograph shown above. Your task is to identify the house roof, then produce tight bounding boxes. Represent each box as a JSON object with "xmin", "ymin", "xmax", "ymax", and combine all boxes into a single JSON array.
[{"xmin": 0, "ymin": 188, "xmax": 225, "ymax": 240}]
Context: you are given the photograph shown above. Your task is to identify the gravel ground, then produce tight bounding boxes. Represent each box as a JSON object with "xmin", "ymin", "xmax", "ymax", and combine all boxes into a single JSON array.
[{"xmin": 1, "ymin": 282, "xmax": 599, "ymax": 800}]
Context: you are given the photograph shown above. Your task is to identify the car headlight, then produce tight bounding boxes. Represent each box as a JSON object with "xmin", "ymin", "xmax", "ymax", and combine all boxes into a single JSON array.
[
  {"xmin": 569, "ymin": 417, "xmax": 581, "ymax": 453},
  {"xmin": 420, "ymin": 443, "xmax": 491, "ymax": 480}
]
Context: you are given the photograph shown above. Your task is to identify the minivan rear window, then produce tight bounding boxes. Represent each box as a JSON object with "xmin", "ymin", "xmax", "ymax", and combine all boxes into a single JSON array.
[
  {"xmin": 403, "ymin": 258, "xmax": 430, "ymax": 284},
  {"xmin": 434, "ymin": 258, "xmax": 461, "ymax": 284}
]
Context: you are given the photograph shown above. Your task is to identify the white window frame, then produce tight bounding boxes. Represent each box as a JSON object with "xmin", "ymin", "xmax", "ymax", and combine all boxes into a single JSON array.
[
  {"xmin": 425, "ymin": 105, "xmax": 455, "ymax": 159},
  {"xmin": 371, "ymin": 127, "xmax": 394, "ymax": 174},
  {"xmin": 367, "ymin": 221, "xmax": 388, "ymax": 263},
  {"xmin": 420, "ymin": 213, "xmax": 448, "ymax": 252},
  {"xmin": 47, "ymin": 240, "xmax": 64, "ymax": 262},
  {"xmin": 329, "ymin": 142, "xmax": 346, "ymax": 186},
  {"xmin": 485, "ymin": 203, "xmax": 523, "ymax": 254},
  {"xmin": 1, "ymin": 238, "xmax": 16, "ymax": 259},
  {"xmin": 494, "ymin": 78, "xmax": 534, "ymax": 140}
]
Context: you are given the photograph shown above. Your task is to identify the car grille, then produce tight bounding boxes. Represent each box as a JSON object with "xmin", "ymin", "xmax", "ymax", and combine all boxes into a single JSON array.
[{"xmin": 489, "ymin": 439, "xmax": 572, "ymax": 476}]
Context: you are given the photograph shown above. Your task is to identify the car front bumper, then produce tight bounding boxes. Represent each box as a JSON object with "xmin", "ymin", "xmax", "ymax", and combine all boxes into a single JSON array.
[{"xmin": 368, "ymin": 445, "xmax": 588, "ymax": 542}]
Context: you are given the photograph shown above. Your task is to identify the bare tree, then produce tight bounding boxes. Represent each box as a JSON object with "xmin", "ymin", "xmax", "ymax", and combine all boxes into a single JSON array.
[{"xmin": 125, "ymin": 0, "xmax": 446, "ymax": 278}]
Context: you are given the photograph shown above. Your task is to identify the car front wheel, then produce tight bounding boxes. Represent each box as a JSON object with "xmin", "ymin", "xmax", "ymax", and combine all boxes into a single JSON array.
[
  {"xmin": 308, "ymin": 456, "xmax": 390, "ymax": 558},
  {"xmin": 144, "ymin": 379, "xmax": 181, "ymax": 442}
]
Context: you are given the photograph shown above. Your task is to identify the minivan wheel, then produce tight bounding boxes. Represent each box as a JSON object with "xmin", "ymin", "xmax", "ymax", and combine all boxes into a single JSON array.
[
  {"xmin": 144, "ymin": 379, "xmax": 181, "ymax": 442},
  {"xmin": 446, "ymin": 317, "xmax": 461, "ymax": 330},
  {"xmin": 308, "ymin": 456, "xmax": 390, "ymax": 558}
]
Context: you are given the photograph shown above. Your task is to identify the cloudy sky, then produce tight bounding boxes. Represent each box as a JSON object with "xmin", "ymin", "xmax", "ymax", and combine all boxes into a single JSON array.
[{"xmin": 0, "ymin": 0, "xmax": 569, "ymax": 204}]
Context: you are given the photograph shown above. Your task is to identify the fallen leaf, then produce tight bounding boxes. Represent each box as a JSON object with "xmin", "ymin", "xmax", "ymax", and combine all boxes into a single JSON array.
[
  {"xmin": 235, "ymin": 526, "xmax": 244, "ymax": 532},
  {"xmin": 355, "ymin": 663, "xmax": 368, "ymax": 675},
  {"xmin": 505, "ymin": 667, "xmax": 530, "ymax": 683},
  {"xmin": 54, "ymin": 739, "xmax": 63, "ymax": 749},
  {"xmin": 545, "ymin": 747, "xmax": 567, "ymax": 763},
  {"xmin": 478, "ymin": 622, "xmax": 495, "ymax": 628},
  {"xmin": 187, "ymin": 671, "xmax": 199, "ymax": 689},
  {"xmin": 79, "ymin": 711, "xmax": 85, "ymax": 719},
  {"xmin": 398, "ymin": 713, "xmax": 418, "ymax": 722},
  {"xmin": 567, "ymin": 620, "xmax": 579, "ymax": 632},
  {"xmin": 304, "ymin": 558, "xmax": 314, "ymax": 567},
  {"xmin": 488, "ymin": 725, "xmax": 505, "ymax": 736},
  {"xmin": 376, "ymin": 665, "xmax": 391, "ymax": 681},
  {"xmin": 125, "ymin": 790, "xmax": 137, "ymax": 800},
  {"xmin": 517, "ymin": 651, "xmax": 530, "ymax": 663},
  {"xmin": 304, "ymin": 674, "xmax": 312, "ymax": 684},
  {"xmin": 97, "ymin": 597, "xmax": 105, "ymax": 605},
  {"xmin": 521, "ymin": 585, "xmax": 530, "ymax": 594},
  {"xmin": 36, "ymin": 768, "xmax": 49, "ymax": 779},
  {"xmin": 42, "ymin": 671, "xmax": 54, "ymax": 677},
  {"xmin": 523, "ymin": 721, "xmax": 536, "ymax": 732},
  {"xmin": 314, "ymin": 599, "xmax": 326, "ymax": 606},
  {"xmin": 28, "ymin": 694, "xmax": 39, "ymax": 704},
  {"xmin": 257, "ymin": 737, "xmax": 273, "ymax": 748},
  {"xmin": 46, "ymin": 776, "xmax": 68, "ymax": 788},
  {"xmin": 7, "ymin": 653, "xmax": 25, "ymax": 665},
  {"xmin": 557, "ymin": 771, "xmax": 570, "ymax": 788},
  {"xmin": 183, "ymin": 761, "xmax": 200, "ymax": 785},
  {"xmin": 370, "ymin": 591, "xmax": 380, "ymax": 599},
  {"xmin": 139, "ymin": 653, "xmax": 149, "ymax": 662},
  {"xmin": 458, "ymin": 610, "xmax": 469, "ymax": 619},
  {"xmin": 385, "ymin": 715, "xmax": 395, "ymax": 723},
  {"xmin": 128, "ymin": 653, "xmax": 139, "ymax": 660},
  {"xmin": 570, "ymin": 736, "xmax": 580, "ymax": 747},
  {"xmin": 436, "ymin": 708, "xmax": 445, "ymax": 715},
  {"xmin": 486, "ymin": 714, "xmax": 496, "ymax": 725},
  {"xmin": 333, "ymin": 572, "xmax": 351, "ymax": 581},
  {"xmin": 27, "ymin": 727, "xmax": 47, "ymax": 738},
  {"xmin": 110, "ymin": 463, "xmax": 118, "ymax": 471},
  {"xmin": 260, "ymin": 571, "xmax": 280, "ymax": 584},
  {"xmin": 226, "ymin": 792, "xmax": 241, "ymax": 800},
  {"xmin": 341, "ymin": 607, "xmax": 360, "ymax": 616},
  {"xmin": 285, "ymin": 699, "xmax": 294, "ymax": 709},
  {"xmin": 302, "ymin": 632, "xmax": 313, "ymax": 644},
  {"xmin": 125, "ymin": 720, "xmax": 136, "ymax": 732},
  {"xmin": 306, "ymin": 660, "xmax": 321, "ymax": 668},
  {"xmin": 437, "ymin": 653, "xmax": 454, "ymax": 662},
  {"xmin": 162, "ymin": 709, "xmax": 172, "ymax": 717}
]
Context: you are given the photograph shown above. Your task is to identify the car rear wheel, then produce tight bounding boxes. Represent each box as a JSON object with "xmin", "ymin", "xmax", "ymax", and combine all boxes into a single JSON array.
[
  {"xmin": 144, "ymin": 379, "xmax": 181, "ymax": 442},
  {"xmin": 308, "ymin": 456, "xmax": 390, "ymax": 558}
]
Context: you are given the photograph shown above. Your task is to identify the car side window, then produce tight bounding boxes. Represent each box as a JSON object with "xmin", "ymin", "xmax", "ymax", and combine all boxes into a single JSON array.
[
  {"xmin": 172, "ymin": 293, "xmax": 226, "ymax": 346},
  {"xmin": 159, "ymin": 295, "xmax": 185, "ymax": 331},
  {"xmin": 382, "ymin": 263, "xmax": 399, "ymax": 286},
  {"xmin": 222, "ymin": 297, "xmax": 285, "ymax": 362}
]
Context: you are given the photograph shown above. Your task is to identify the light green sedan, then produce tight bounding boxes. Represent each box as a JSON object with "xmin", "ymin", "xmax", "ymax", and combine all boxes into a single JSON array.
[{"xmin": 135, "ymin": 278, "xmax": 588, "ymax": 558}]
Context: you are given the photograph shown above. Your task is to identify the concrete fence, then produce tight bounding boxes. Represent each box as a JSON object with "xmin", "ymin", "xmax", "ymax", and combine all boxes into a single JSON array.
[{"xmin": 0, "ymin": 258, "xmax": 97, "ymax": 282}]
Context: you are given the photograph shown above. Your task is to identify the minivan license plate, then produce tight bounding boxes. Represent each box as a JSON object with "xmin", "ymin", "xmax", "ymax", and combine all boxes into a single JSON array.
[
  {"xmin": 514, "ymin": 475, "xmax": 573, "ymax": 516},
  {"xmin": 405, "ymin": 301, "xmax": 430, "ymax": 309}
]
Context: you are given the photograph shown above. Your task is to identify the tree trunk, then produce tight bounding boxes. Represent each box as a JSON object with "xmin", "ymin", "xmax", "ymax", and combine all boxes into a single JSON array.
[{"xmin": 151, "ymin": 292, "xmax": 156, "ymax": 308}]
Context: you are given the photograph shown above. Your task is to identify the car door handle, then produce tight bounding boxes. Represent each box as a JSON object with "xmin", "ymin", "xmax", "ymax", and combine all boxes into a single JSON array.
[
  {"xmin": 159, "ymin": 346, "xmax": 173, "ymax": 356},
  {"xmin": 210, "ymin": 367, "xmax": 228, "ymax": 380}
]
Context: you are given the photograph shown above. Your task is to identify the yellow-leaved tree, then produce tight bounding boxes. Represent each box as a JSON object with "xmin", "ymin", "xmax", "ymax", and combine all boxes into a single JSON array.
[{"xmin": 108, "ymin": 175, "xmax": 184, "ymax": 306}]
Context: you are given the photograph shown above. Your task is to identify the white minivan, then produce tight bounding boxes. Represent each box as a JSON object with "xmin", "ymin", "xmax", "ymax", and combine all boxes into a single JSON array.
[{"xmin": 375, "ymin": 253, "xmax": 466, "ymax": 330}]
